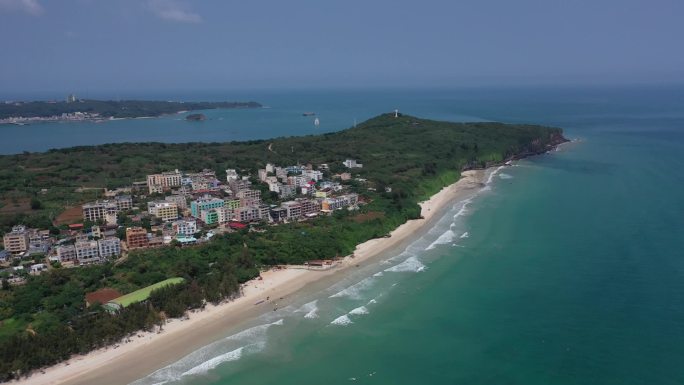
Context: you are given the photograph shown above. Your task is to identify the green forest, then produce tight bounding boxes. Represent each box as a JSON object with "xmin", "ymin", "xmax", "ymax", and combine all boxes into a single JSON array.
[
  {"xmin": 0, "ymin": 99, "xmax": 261, "ymax": 120},
  {"xmin": 0, "ymin": 114, "xmax": 566, "ymax": 379}
]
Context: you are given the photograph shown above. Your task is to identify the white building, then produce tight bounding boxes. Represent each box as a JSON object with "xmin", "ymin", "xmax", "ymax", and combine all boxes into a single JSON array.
[
  {"xmin": 343, "ymin": 159, "xmax": 363, "ymax": 168},
  {"xmin": 226, "ymin": 169, "xmax": 239, "ymax": 182},
  {"xmin": 97, "ymin": 237, "xmax": 121, "ymax": 258},
  {"xmin": 75, "ymin": 240, "xmax": 101, "ymax": 265},
  {"xmin": 56, "ymin": 244, "xmax": 77, "ymax": 263},
  {"xmin": 173, "ymin": 219, "xmax": 198, "ymax": 236}
]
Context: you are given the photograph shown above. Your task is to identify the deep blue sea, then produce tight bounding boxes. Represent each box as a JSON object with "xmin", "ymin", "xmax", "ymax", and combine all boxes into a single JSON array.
[{"xmin": 6, "ymin": 86, "xmax": 684, "ymax": 384}]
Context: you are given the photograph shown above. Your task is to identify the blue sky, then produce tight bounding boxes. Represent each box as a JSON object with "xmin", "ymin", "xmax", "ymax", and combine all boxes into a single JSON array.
[{"xmin": 1, "ymin": 0, "xmax": 683, "ymax": 96}]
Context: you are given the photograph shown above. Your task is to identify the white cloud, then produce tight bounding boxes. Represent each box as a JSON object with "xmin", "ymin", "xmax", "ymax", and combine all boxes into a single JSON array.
[
  {"xmin": 147, "ymin": 0, "xmax": 202, "ymax": 23},
  {"xmin": 0, "ymin": 0, "xmax": 44, "ymax": 15}
]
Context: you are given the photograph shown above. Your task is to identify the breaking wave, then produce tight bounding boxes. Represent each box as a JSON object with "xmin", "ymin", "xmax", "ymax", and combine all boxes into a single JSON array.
[
  {"xmin": 460, "ymin": 231, "xmax": 469, "ymax": 239},
  {"xmin": 330, "ymin": 314, "xmax": 353, "ymax": 326},
  {"xmin": 330, "ymin": 276, "xmax": 376, "ymax": 300},
  {"xmin": 384, "ymin": 256, "xmax": 426, "ymax": 273},
  {"xmin": 499, "ymin": 173, "xmax": 513, "ymax": 179},
  {"xmin": 349, "ymin": 306, "xmax": 369, "ymax": 316},
  {"xmin": 129, "ymin": 319, "xmax": 284, "ymax": 385},
  {"xmin": 295, "ymin": 300, "xmax": 319, "ymax": 319},
  {"xmin": 426, "ymin": 229, "xmax": 456, "ymax": 250}
]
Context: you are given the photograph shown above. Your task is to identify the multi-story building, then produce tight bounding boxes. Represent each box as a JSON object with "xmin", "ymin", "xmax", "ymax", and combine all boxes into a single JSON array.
[
  {"xmin": 82, "ymin": 200, "xmax": 118, "ymax": 223},
  {"xmin": 75, "ymin": 240, "xmax": 101, "ymax": 265},
  {"xmin": 275, "ymin": 167, "xmax": 288, "ymax": 180},
  {"xmin": 147, "ymin": 170, "xmax": 182, "ymax": 194},
  {"xmin": 114, "ymin": 195, "xmax": 133, "ymax": 211},
  {"xmin": 279, "ymin": 184, "xmax": 296, "ymax": 199},
  {"xmin": 235, "ymin": 206, "xmax": 261, "ymax": 222},
  {"xmin": 173, "ymin": 219, "xmax": 197, "ymax": 236},
  {"xmin": 229, "ymin": 179, "xmax": 252, "ymax": 195},
  {"xmin": 258, "ymin": 169, "xmax": 268, "ymax": 182},
  {"xmin": 147, "ymin": 201, "xmax": 179, "ymax": 222},
  {"xmin": 226, "ymin": 169, "xmax": 239, "ymax": 182},
  {"xmin": 288, "ymin": 175, "xmax": 310, "ymax": 188},
  {"xmin": 281, "ymin": 201, "xmax": 302, "ymax": 220},
  {"xmin": 165, "ymin": 194, "xmax": 188, "ymax": 210},
  {"xmin": 225, "ymin": 199, "xmax": 241, "ymax": 210},
  {"xmin": 97, "ymin": 237, "xmax": 121, "ymax": 258},
  {"xmin": 265, "ymin": 163, "xmax": 275, "ymax": 173},
  {"xmin": 56, "ymin": 244, "xmax": 77, "ymax": 263},
  {"xmin": 343, "ymin": 159, "xmax": 363, "ymax": 168},
  {"xmin": 258, "ymin": 204, "xmax": 271, "ymax": 221},
  {"xmin": 190, "ymin": 196, "xmax": 225, "ymax": 218},
  {"xmin": 126, "ymin": 227, "xmax": 149, "ymax": 249},
  {"xmin": 269, "ymin": 206, "xmax": 288, "ymax": 222},
  {"xmin": 321, "ymin": 194, "xmax": 359, "ymax": 212},
  {"xmin": 297, "ymin": 198, "xmax": 322, "ymax": 216},
  {"xmin": 237, "ymin": 189, "xmax": 261, "ymax": 202},
  {"xmin": 201, "ymin": 209, "xmax": 220, "ymax": 225},
  {"xmin": 3, "ymin": 225, "xmax": 30, "ymax": 254},
  {"xmin": 303, "ymin": 169, "xmax": 324, "ymax": 181}
]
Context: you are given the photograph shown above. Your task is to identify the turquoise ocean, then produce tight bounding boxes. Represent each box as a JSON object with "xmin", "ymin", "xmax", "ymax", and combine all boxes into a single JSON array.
[{"xmin": 6, "ymin": 86, "xmax": 684, "ymax": 384}]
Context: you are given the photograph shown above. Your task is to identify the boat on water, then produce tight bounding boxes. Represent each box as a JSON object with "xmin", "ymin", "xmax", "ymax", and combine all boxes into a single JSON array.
[
  {"xmin": 314, "ymin": 117, "xmax": 320, "ymax": 126},
  {"xmin": 302, "ymin": 112, "xmax": 316, "ymax": 116}
]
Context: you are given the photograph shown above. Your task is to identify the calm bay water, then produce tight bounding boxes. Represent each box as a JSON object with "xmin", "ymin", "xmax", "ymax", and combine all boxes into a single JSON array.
[{"xmin": 7, "ymin": 86, "xmax": 683, "ymax": 384}]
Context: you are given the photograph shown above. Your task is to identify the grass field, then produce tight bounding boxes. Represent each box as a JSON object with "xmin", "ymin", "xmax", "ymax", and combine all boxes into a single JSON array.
[{"xmin": 110, "ymin": 277, "xmax": 185, "ymax": 308}]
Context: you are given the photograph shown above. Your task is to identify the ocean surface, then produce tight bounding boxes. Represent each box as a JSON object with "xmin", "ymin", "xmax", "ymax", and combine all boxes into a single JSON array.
[{"xmin": 8, "ymin": 86, "xmax": 684, "ymax": 384}]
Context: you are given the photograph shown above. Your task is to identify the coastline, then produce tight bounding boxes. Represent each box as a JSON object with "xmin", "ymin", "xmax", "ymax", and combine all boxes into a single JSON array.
[{"xmin": 13, "ymin": 169, "xmax": 489, "ymax": 385}]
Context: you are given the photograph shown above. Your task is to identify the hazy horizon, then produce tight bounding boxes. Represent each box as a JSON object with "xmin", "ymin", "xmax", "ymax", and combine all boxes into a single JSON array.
[{"xmin": 1, "ymin": 0, "xmax": 683, "ymax": 96}]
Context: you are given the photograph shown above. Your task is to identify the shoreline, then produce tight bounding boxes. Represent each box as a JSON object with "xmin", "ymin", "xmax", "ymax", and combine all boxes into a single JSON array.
[{"xmin": 13, "ymin": 169, "xmax": 489, "ymax": 385}]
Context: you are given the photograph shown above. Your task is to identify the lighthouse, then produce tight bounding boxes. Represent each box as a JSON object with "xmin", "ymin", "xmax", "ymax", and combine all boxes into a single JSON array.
[{"xmin": 394, "ymin": 109, "xmax": 399, "ymax": 118}]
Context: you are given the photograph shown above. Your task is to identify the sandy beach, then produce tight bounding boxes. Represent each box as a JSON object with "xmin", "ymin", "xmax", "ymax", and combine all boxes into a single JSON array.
[{"xmin": 13, "ymin": 169, "xmax": 487, "ymax": 385}]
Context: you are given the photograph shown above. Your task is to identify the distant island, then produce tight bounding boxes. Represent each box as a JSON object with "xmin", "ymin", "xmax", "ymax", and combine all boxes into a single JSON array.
[
  {"xmin": 185, "ymin": 113, "xmax": 207, "ymax": 121},
  {"xmin": 0, "ymin": 98, "xmax": 261, "ymax": 124}
]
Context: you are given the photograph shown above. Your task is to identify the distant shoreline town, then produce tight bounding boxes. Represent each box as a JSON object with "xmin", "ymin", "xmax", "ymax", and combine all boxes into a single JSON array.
[{"xmin": 0, "ymin": 94, "xmax": 261, "ymax": 124}]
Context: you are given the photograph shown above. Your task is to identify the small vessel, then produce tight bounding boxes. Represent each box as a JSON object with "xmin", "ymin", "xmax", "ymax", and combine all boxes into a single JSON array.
[
  {"xmin": 314, "ymin": 117, "xmax": 320, "ymax": 126},
  {"xmin": 302, "ymin": 112, "xmax": 316, "ymax": 116}
]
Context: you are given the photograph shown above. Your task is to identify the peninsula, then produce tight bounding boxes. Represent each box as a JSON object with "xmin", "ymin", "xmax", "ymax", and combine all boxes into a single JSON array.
[
  {"xmin": 0, "ymin": 99, "xmax": 261, "ymax": 124},
  {"xmin": 0, "ymin": 113, "xmax": 566, "ymax": 381}
]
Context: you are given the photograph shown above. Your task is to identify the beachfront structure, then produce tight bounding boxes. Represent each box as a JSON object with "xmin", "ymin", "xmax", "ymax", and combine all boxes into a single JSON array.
[
  {"xmin": 2, "ymin": 225, "xmax": 29, "ymax": 254},
  {"xmin": 321, "ymin": 194, "xmax": 359, "ymax": 212},
  {"xmin": 164, "ymin": 195, "xmax": 188, "ymax": 210},
  {"xmin": 190, "ymin": 196, "xmax": 225, "ymax": 218},
  {"xmin": 147, "ymin": 201, "xmax": 179, "ymax": 222},
  {"xmin": 97, "ymin": 237, "xmax": 121, "ymax": 258},
  {"xmin": 105, "ymin": 278, "xmax": 185, "ymax": 312},
  {"xmin": 343, "ymin": 159, "xmax": 363, "ymax": 168},
  {"xmin": 75, "ymin": 240, "xmax": 101, "ymax": 265},
  {"xmin": 126, "ymin": 227, "xmax": 149, "ymax": 249},
  {"xmin": 173, "ymin": 219, "xmax": 197, "ymax": 236},
  {"xmin": 146, "ymin": 170, "xmax": 182, "ymax": 194}
]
